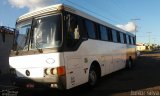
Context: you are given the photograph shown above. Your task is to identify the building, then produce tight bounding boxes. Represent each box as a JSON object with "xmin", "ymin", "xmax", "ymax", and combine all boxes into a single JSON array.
[
  {"xmin": 136, "ymin": 43, "xmax": 146, "ymax": 51},
  {"xmin": 0, "ymin": 26, "xmax": 15, "ymax": 75}
]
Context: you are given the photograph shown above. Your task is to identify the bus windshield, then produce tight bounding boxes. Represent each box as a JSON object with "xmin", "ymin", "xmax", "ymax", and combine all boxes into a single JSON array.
[{"xmin": 16, "ymin": 14, "xmax": 62, "ymax": 51}]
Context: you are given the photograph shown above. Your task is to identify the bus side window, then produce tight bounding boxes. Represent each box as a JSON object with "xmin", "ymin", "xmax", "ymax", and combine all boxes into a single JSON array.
[
  {"xmin": 133, "ymin": 37, "xmax": 136, "ymax": 45},
  {"xmin": 107, "ymin": 28, "xmax": 113, "ymax": 41},
  {"xmin": 120, "ymin": 32, "xmax": 124, "ymax": 43},
  {"xmin": 131, "ymin": 36, "xmax": 134, "ymax": 45},
  {"xmin": 129, "ymin": 35, "xmax": 132, "ymax": 44},
  {"xmin": 94, "ymin": 23, "xmax": 100, "ymax": 40},
  {"xmin": 112, "ymin": 29, "xmax": 117, "ymax": 43},
  {"xmin": 126, "ymin": 35, "xmax": 130, "ymax": 44},
  {"xmin": 85, "ymin": 19, "xmax": 96, "ymax": 39},
  {"xmin": 123, "ymin": 33, "xmax": 127, "ymax": 44},
  {"xmin": 78, "ymin": 17, "xmax": 88, "ymax": 40},
  {"xmin": 66, "ymin": 14, "xmax": 80, "ymax": 47},
  {"xmin": 116, "ymin": 31, "xmax": 121, "ymax": 43},
  {"xmin": 99, "ymin": 25, "xmax": 108, "ymax": 41}
]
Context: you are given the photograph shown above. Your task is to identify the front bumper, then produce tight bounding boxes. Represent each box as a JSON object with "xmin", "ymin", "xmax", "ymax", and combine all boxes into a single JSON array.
[{"xmin": 11, "ymin": 75, "xmax": 66, "ymax": 89}]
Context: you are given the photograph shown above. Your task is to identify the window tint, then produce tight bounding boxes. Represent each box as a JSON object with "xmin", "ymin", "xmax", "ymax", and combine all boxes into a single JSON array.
[
  {"xmin": 112, "ymin": 29, "xmax": 117, "ymax": 42},
  {"xmin": 129, "ymin": 35, "xmax": 132, "ymax": 44},
  {"xmin": 85, "ymin": 20, "xmax": 96, "ymax": 39},
  {"xmin": 131, "ymin": 36, "xmax": 134, "ymax": 45},
  {"xmin": 126, "ymin": 35, "xmax": 130, "ymax": 44},
  {"xmin": 107, "ymin": 28, "xmax": 113, "ymax": 41},
  {"xmin": 66, "ymin": 13, "xmax": 80, "ymax": 47},
  {"xmin": 100, "ymin": 25, "xmax": 108, "ymax": 41},
  {"xmin": 78, "ymin": 17, "xmax": 87, "ymax": 39},
  {"xmin": 120, "ymin": 32, "xmax": 124, "ymax": 43},
  {"xmin": 94, "ymin": 23, "xmax": 100, "ymax": 39},
  {"xmin": 133, "ymin": 37, "xmax": 136, "ymax": 45},
  {"xmin": 116, "ymin": 31, "xmax": 121, "ymax": 43},
  {"xmin": 123, "ymin": 33, "xmax": 127, "ymax": 44}
]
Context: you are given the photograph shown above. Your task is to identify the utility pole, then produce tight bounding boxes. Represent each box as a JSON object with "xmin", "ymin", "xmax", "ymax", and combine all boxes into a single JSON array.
[{"xmin": 131, "ymin": 18, "xmax": 141, "ymax": 45}]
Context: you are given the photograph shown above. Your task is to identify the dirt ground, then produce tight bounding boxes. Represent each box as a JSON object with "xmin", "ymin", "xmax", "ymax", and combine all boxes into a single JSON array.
[{"xmin": 111, "ymin": 52, "xmax": 160, "ymax": 96}]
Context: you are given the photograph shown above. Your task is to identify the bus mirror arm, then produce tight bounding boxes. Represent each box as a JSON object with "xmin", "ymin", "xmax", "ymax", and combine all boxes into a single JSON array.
[{"xmin": 82, "ymin": 37, "xmax": 88, "ymax": 40}]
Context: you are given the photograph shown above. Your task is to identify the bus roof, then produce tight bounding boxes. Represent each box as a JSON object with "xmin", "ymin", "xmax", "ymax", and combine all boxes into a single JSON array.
[{"xmin": 18, "ymin": 3, "xmax": 135, "ymax": 36}]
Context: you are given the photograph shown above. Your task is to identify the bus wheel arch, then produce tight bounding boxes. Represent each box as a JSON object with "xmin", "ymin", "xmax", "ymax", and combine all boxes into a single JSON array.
[{"xmin": 88, "ymin": 61, "xmax": 101, "ymax": 87}]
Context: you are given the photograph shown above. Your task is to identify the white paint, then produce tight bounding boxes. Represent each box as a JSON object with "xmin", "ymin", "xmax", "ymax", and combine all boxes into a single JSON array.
[
  {"xmin": 64, "ymin": 40, "xmax": 128, "ymax": 89},
  {"xmin": 9, "ymin": 53, "xmax": 63, "ymax": 78},
  {"xmin": 10, "ymin": 4, "xmax": 136, "ymax": 89}
]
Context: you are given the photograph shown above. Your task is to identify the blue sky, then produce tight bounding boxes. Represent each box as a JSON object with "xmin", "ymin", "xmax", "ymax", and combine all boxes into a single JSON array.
[{"xmin": 1, "ymin": 0, "xmax": 160, "ymax": 44}]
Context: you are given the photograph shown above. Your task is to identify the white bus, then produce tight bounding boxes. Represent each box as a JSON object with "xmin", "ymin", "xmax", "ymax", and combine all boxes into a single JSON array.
[{"xmin": 9, "ymin": 4, "xmax": 136, "ymax": 90}]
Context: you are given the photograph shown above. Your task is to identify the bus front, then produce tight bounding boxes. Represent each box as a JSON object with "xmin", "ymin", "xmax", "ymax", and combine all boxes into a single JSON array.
[{"xmin": 9, "ymin": 5, "xmax": 66, "ymax": 89}]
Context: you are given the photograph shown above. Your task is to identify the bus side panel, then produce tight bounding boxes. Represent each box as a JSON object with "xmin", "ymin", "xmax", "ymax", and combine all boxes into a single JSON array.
[
  {"xmin": 64, "ymin": 42, "xmax": 135, "ymax": 89},
  {"xmin": 64, "ymin": 52, "xmax": 87, "ymax": 89},
  {"xmin": 64, "ymin": 40, "xmax": 115, "ymax": 89},
  {"xmin": 127, "ymin": 45, "xmax": 136, "ymax": 61},
  {"xmin": 111, "ymin": 43, "xmax": 127, "ymax": 72}
]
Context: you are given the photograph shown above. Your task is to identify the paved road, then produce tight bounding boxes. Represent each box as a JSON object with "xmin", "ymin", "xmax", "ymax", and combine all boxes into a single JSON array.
[{"xmin": 1, "ymin": 52, "xmax": 160, "ymax": 96}]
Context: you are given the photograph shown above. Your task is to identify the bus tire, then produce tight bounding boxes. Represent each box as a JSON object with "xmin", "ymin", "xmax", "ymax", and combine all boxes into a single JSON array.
[
  {"xmin": 88, "ymin": 65, "xmax": 98, "ymax": 87},
  {"xmin": 126, "ymin": 58, "xmax": 133, "ymax": 69}
]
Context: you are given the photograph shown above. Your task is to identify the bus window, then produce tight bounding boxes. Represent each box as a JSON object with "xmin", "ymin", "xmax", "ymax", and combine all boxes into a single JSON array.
[
  {"xmin": 66, "ymin": 14, "xmax": 80, "ymax": 47},
  {"xmin": 116, "ymin": 31, "xmax": 121, "ymax": 43},
  {"xmin": 133, "ymin": 37, "xmax": 136, "ymax": 45},
  {"xmin": 107, "ymin": 28, "xmax": 113, "ymax": 41},
  {"xmin": 126, "ymin": 35, "xmax": 130, "ymax": 44},
  {"xmin": 129, "ymin": 35, "xmax": 132, "ymax": 44},
  {"xmin": 112, "ymin": 29, "xmax": 117, "ymax": 42},
  {"xmin": 94, "ymin": 23, "xmax": 100, "ymax": 40},
  {"xmin": 120, "ymin": 32, "xmax": 124, "ymax": 43},
  {"xmin": 85, "ymin": 20, "xmax": 96, "ymax": 39},
  {"xmin": 123, "ymin": 33, "xmax": 127, "ymax": 44},
  {"xmin": 131, "ymin": 36, "xmax": 134, "ymax": 45},
  {"xmin": 99, "ymin": 25, "xmax": 108, "ymax": 41},
  {"xmin": 78, "ymin": 17, "xmax": 88, "ymax": 40}
]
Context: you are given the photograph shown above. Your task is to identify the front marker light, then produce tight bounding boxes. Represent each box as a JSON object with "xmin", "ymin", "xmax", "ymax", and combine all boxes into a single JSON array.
[
  {"xmin": 51, "ymin": 68, "xmax": 57, "ymax": 75},
  {"xmin": 44, "ymin": 68, "xmax": 51, "ymax": 75},
  {"xmin": 44, "ymin": 66, "xmax": 65, "ymax": 76},
  {"xmin": 57, "ymin": 66, "xmax": 65, "ymax": 76},
  {"xmin": 44, "ymin": 68, "xmax": 57, "ymax": 75}
]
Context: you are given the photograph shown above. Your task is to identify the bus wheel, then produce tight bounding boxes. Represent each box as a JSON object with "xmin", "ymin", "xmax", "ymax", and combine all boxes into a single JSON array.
[
  {"xmin": 88, "ymin": 66, "xmax": 98, "ymax": 87},
  {"xmin": 126, "ymin": 59, "xmax": 132, "ymax": 69}
]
